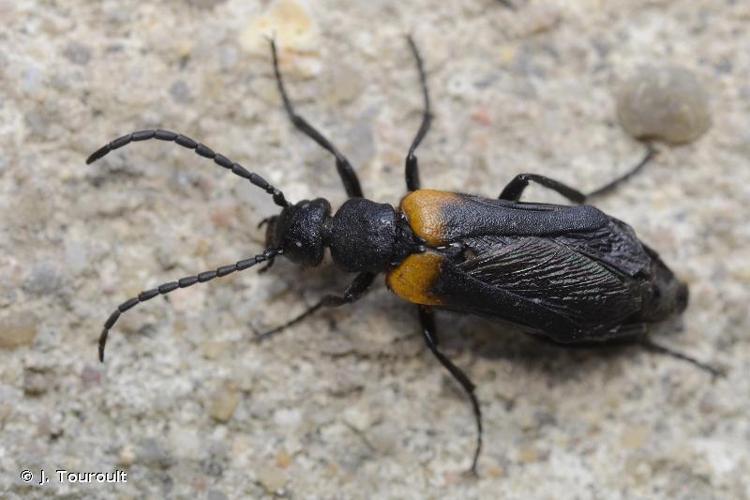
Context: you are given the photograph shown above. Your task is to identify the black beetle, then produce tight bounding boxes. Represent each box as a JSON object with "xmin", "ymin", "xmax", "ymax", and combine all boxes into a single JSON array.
[{"xmin": 88, "ymin": 37, "xmax": 720, "ymax": 474}]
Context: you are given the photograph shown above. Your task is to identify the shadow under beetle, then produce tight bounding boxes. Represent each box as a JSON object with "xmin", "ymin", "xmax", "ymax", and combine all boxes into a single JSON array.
[{"xmin": 89, "ymin": 37, "xmax": 722, "ymax": 475}]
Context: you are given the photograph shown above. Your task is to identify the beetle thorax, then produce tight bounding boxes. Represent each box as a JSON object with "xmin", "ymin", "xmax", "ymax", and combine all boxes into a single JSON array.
[{"xmin": 329, "ymin": 199, "xmax": 403, "ymax": 273}]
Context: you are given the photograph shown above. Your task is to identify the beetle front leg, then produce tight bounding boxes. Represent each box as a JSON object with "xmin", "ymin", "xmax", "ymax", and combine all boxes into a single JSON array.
[
  {"xmin": 418, "ymin": 306, "xmax": 482, "ymax": 475},
  {"xmin": 257, "ymin": 272, "xmax": 376, "ymax": 341},
  {"xmin": 269, "ymin": 39, "xmax": 363, "ymax": 199},
  {"xmin": 404, "ymin": 36, "xmax": 433, "ymax": 192}
]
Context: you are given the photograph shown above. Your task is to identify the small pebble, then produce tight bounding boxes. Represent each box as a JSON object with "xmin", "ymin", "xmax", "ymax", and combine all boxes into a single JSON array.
[
  {"xmin": 209, "ymin": 384, "xmax": 240, "ymax": 422},
  {"xmin": 25, "ymin": 109, "xmax": 51, "ymax": 138},
  {"xmin": 256, "ymin": 465, "xmax": 287, "ymax": 495},
  {"xmin": 325, "ymin": 62, "xmax": 364, "ymax": 105},
  {"xmin": 23, "ymin": 367, "xmax": 51, "ymax": 396},
  {"xmin": 80, "ymin": 366, "xmax": 102, "ymax": 388},
  {"xmin": 617, "ymin": 65, "xmax": 711, "ymax": 144},
  {"xmin": 620, "ymin": 425, "xmax": 650, "ymax": 450},
  {"xmin": 239, "ymin": 0, "xmax": 319, "ymax": 59},
  {"xmin": 0, "ymin": 312, "xmax": 38, "ymax": 349},
  {"xmin": 187, "ymin": 0, "xmax": 226, "ymax": 8},
  {"xmin": 64, "ymin": 239, "xmax": 89, "ymax": 275},
  {"xmin": 169, "ymin": 426, "xmax": 202, "ymax": 460},
  {"xmin": 138, "ymin": 438, "xmax": 174, "ymax": 469},
  {"xmin": 23, "ymin": 262, "xmax": 63, "ymax": 296},
  {"xmin": 206, "ymin": 490, "xmax": 229, "ymax": 500},
  {"xmin": 275, "ymin": 450, "xmax": 292, "ymax": 469},
  {"xmin": 118, "ymin": 444, "xmax": 136, "ymax": 467},
  {"xmin": 169, "ymin": 80, "xmax": 192, "ymax": 104},
  {"xmin": 200, "ymin": 340, "xmax": 231, "ymax": 359},
  {"xmin": 0, "ymin": 403, "xmax": 12, "ymax": 425},
  {"xmin": 62, "ymin": 41, "xmax": 92, "ymax": 65},
  {"xmin": 517, "ymin": 446, "xmax": 544, "ymax": 464}
]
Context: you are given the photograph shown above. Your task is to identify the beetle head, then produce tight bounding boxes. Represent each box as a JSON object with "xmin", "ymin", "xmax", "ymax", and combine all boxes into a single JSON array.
[{"xmin": 264, "ymin": 198, "xmax": 332, "ymax": 267}]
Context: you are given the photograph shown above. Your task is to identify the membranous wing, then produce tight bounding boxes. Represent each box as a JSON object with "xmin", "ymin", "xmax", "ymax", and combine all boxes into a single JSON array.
[
  {"xmin": 436, "ymin": 230, "xmax": 649, "ymax": 342},
  {"xmin": 468, "ymin": 237, "xmax": 640, "ymax": 335}
]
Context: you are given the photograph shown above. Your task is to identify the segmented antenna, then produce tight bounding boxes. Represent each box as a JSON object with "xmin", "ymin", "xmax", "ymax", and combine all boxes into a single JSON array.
[
  {"xmin": 98, "ymin": 248, "xmax": 283, "ymax": 362},
  {"xmin": 87, "ymin": 129, "xmax": 290, "ymax": 208}
]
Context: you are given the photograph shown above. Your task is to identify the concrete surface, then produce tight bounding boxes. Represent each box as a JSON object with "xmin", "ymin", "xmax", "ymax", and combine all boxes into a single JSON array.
[{"xmin": 1, "ymin": 0, "xmax": 748, "ymax": 498}]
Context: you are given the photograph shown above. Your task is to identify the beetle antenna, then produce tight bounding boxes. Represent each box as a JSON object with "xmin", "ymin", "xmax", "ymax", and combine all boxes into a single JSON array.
[
  {"xmin": 98, "ymin": 248, "xmax": 283, "ymax": 362},
  {"xmin": 639, "ymin": 338, "xmax": 726, "ymax": 379},
  {"xmin": 87, "ymin": 130, "xmax": 290, "ymax": 208}
]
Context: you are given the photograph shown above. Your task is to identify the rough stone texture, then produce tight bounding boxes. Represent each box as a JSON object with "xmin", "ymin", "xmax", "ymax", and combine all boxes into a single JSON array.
[{"xmin": 1, "ymin": 1, "xmax": 748, "ymax": 499}]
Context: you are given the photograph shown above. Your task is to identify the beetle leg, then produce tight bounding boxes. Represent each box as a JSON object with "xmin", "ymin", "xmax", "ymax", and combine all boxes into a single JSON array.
[
  {"xmin": 418, "ymin": 306, "xmax": 482, "ymax": 475},
  {"xmin": 498, "ymin": 173, "xmax": 586, "ymax": 203},
  {"xmin": 586, "ymin": 142, "xmax": 656, "ymax": 199},
  {"xmin": 638, "ymin": 337, "xmax": 725, "ymax": 379},
  {"xmin": 269, "ymin": 39, "xmax": 363, "ymax": 198},
  {"xmin": 405, "ymin": 36, "xmax": 433, "ymax": 192},
  {"xmin": 534, "ymin": 323, "xmax": 725, "ymax": 379},
  {"xmin": 257, "ymin": 272, "xmax": 376, "ymax": 341},
  {"xmin": 499, "ymin": 143, "xmax": 655, "ymax": 202}
]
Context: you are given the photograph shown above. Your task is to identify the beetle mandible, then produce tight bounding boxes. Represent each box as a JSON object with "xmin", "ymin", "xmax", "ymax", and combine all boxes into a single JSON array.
[{"xmin": 88, "ymin": 37, "xmax": 721, "ymax": 474}]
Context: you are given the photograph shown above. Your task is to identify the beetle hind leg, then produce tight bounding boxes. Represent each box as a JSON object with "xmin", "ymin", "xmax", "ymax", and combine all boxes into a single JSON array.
[
  {"xmin": 638, "ymin": 337, "xmax": 725, "ymax": 379},
  {"xmin": 498, "ymin": 173, "xmax": 586, "ymax": 203},
  {"xmin": 418, "ymin": 306, "xmax": 482, "ymax": 475},
  {"xmin": 587, "ymin": 142, "xmax": 656, "ymax": 199},
  {"xmin": 498, "ymin": 143, "xmax": 656, "ymax": 203}
]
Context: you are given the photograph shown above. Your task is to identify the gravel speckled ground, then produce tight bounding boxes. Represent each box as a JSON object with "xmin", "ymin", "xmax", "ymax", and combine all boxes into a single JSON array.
[{"xmin": 1, "ymin": 1, "xmax": 748, "ymax": 498}]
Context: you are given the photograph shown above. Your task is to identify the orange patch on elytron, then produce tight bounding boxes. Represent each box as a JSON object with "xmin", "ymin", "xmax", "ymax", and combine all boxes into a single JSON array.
[
  {"xmin": 400, "ymin": 189, "xmax": 461, "ymax": 246},
  {"xmin": 386, "ymin": 252, "xmax": 445, "ymax": 306}
]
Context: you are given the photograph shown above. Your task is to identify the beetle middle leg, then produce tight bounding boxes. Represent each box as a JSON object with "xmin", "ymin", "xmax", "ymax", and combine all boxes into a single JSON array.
[
  {"xmin": 269, "ymin": 39, "xmax": 363, "ymax": 198},
  {"xmin": 257, "ymin": 272, "xmax": 376, "ymax": 341},
  {"xmin": 498, "ymin": 143, "xmax": 656, "ymax": 202},
  {"xmin": 404, "ymin": 36, "xmax": 433, "ymax": 192},
  {"xmin": 418, "ymin": 306, "xmax": 482, "ymax": 475}
]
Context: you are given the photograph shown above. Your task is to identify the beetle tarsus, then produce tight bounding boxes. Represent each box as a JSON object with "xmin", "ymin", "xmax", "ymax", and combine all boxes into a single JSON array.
[
  {"xmin": 639, "ymin": 337, "xmax": 726, "ymax": 379},
  {"xmin": 587, "ymin": 142, "xmax": 657, "ymax": 199},
  {"xmin": 404, "ymin": 35, "xmax": 433, "ymax": 192},
  {"xmin": 269, "ymin": 38, "xmax": 363, "ymax": 199},
  {"xmin": 499, "ymin": 142, "xmax": 657, "ymax": 203},
  {"xmin": 419, "ymin": 306, "xmax": 482, "ymax": 475},
  {"xmin": 256, "ymin": 272, "xmax": 376, "ymax": 341}
]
